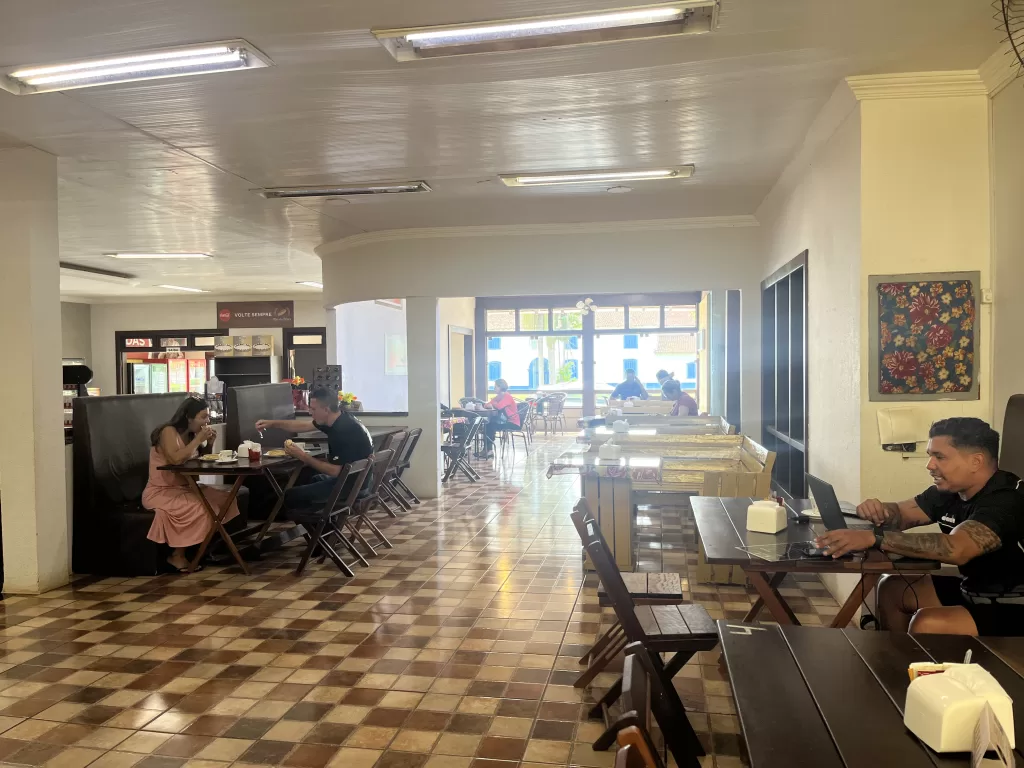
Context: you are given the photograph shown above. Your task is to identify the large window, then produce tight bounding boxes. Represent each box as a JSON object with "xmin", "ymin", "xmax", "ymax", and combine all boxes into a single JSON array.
[
  {"xmin": 486, "ymin": 335, "xmax": 582, "ymax": 392},
  {"xmin": 595, "ymin": 332, "xmax": 698, "ymax": 397}
]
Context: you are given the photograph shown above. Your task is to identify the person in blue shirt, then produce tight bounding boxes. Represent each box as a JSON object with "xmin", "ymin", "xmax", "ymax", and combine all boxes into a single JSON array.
[{"xmin": 611, "ymin": 369, "xmax": 649, "ymax": 400}]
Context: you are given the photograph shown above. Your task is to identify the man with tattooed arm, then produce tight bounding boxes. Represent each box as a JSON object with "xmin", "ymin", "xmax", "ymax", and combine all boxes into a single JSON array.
[{"xmin": 816, "ymin": 418, "xmax": 1024, "ymax": 636}]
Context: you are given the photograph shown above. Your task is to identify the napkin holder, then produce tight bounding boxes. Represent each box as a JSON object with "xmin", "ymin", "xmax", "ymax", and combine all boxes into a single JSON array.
[
  {"xmin": 904, "ymin": 664, "xmax": 1014, "ymax": 752},
  {"xmin": 612, "ymin": 420, "xmax": 630, "ymax": 433},
  {"xmin": 623, "ymin": 401, "xmax": 635, "ymax": 409},
  {"xmin": 598, "ymin": 444, "xmax": 622, "ymax": 460},
  {"xmin": 608, "ymin": 408, "xmax": 623, "ymax": 417},
  {"xmin": 746, "ymin": 499, "xmax": 787, "ymax": 534}
]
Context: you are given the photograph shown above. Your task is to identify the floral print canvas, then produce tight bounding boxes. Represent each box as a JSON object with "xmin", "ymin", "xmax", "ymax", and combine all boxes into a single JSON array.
[{"xmin": 876, "ymin": 279, "xmax": 975, "ymax": 396}]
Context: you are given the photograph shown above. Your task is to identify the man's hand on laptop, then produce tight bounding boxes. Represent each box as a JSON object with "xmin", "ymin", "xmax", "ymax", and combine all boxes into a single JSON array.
[
  {"xmin": 815, "ymin": 529, "xmax": 875, "ymax": 559},
  {"xmin": 856, "ymin": 498, "xmax": 893, "ymax": 525}
]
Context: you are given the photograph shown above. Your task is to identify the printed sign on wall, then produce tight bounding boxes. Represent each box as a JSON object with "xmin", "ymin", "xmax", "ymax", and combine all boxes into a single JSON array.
[{"xmin": 217, "ymin": 301, "xmax": 294, "ymax": 328}]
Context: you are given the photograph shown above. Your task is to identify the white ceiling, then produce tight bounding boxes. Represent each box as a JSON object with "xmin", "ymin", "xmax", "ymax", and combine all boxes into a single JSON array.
[{"xmin": 0, "ymin": 0, "xmax": 1001, "ymax": 298}]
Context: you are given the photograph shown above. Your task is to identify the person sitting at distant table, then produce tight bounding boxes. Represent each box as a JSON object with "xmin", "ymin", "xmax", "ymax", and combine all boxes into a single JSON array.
[
  {"xmin": 662, "ymin": 379, "xmax": 699, "ymax": 416},
  {"xmin": 656, "ymin": 369, "xmax": 675, "ymax": 400},
  {"xmin": 815, "ymin": 418, "xmax": 1024, "ymax": 637},
  {"xmin": 611, "ymin": 369, "xmax": 649, "ymax": 401},
  {"xmin": 478, "ymin": 378, "xmax": 520, "ymax": 459},
  {"xmin": 255, "ymin": 387, "xmax": 374, "ymax": 510}
]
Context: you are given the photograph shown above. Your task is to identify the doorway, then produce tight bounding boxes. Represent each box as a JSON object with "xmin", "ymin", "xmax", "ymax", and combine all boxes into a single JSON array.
[{"xmin": 449, "ymin": 326, "xmax": 473, "ymax": 405}]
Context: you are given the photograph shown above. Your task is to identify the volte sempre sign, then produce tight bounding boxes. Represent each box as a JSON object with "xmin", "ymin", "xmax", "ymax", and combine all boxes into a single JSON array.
[{"xmin": 217, "ymin": 301, "xmax": 294, "ymax": 329}]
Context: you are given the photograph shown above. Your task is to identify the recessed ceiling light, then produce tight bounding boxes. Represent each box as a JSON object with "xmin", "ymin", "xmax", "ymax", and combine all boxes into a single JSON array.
[
  {"xmin": 259, "ymin": 182, "xmax": 432, "ymax": 199},
  {"xmin": 158, "ymin": 284, "xmax": 207, "ymax": 293},
  {"xmin": 297, "ymin": 281, "xmax": 324, "ymax": 289},
  {"xmin": 106, "ymin": 252, "xmax": 212, "ymax": 260},
  {"xmin": 607, "ymin": 186, "xmax": 634, "ymax": 194},
  {"xmin": 374, "ymin": 2, "xmax": 718, "ymax": 61},
  {"xmin": 500, "ymin": 167, "xmax": 694, "ymax": 187},
  {"xmin": 0, "ymin": 40, "xmax": 272, "ymax": 95}
]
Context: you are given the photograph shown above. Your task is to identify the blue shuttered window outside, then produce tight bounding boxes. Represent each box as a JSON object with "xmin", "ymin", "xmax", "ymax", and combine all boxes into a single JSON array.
[
  {"xmin": 623, "ymin": 359, "xmax": 639, "ymax": 376},
  {"xmin": 566, "ymin": 336, "xmax": 579, "ymax": 350},
  {"xmin": 623, "ymin": 335, "xmax": 639, "ymax": 349},
  {"xmin": 488, "ymin": 361, "xmax": 502, "ymax": 380},
  {"xmin": 487, "ymin": 338, "xmax": 501, "ymax": 350}
]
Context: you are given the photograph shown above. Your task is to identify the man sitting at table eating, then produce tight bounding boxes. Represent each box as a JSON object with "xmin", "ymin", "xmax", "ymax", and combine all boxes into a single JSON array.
[
  {"xmin": 611, "ymin": 369, "xmax": 649, "ymax": 401},
  {"xmin": 815, "ymin": 417, "xmax": 1024, "ymax": 637},
  {"xmin": 255, "ymin": 387, "xmax": 374, "ymax": 511},
  {"xmin": 662, "ymin": 379, "xmax": 700, "ymax": 416}
]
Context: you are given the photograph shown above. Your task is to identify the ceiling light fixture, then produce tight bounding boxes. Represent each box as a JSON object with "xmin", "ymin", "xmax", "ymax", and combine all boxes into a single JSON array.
[
  {"xmin": 374, "ymin": 2, "xmax": 718, "ymax": 61},
  {"xmin": 259, "ymin": 182, "xmax": 431, "ymax": 199},
  {"xmin": 158, "ymin": 284, "xmax": 207, "ymax": 293},
  {"xmin": 297, "ymin": 281, "xmax": 324, "ymax": 289},
  {"xmin": 0, "ymin": 40, "xmax": 272, "ymax": 95},
  {"xmin": 106, "ymin": 252, "xmax": 211, "ymax": 260},
  {"xmin": 500, "ymin": 166, "xmax": 694, "ymax": 187}
]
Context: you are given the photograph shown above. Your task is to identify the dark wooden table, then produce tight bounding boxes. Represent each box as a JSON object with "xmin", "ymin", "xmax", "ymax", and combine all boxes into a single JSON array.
[
  {"xmin": 692, "ymin": 496, "xmax": 940, "ymax": 628},
  {"xmin": 159, "ymin": 454, "xmax": 314, "ymax": 574},
  {"xmin": 718, "ymin": 620, "xmax": 1024, "ymax": 768}
]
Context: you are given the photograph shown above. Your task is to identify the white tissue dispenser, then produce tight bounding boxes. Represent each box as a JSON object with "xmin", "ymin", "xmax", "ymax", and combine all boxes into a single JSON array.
[
  {"xmin": 598, "ymin": 443, "xmax": 622, "ymax": 460},
  {"xmin": 904, "ymin": 664, "xmax": 1014, "ymax": 752},
  {"xmin": 612, "ymin": 420, "xmax": 630, "ymax": 433},
  {"xmin": 745, "ymin": 499, "xmax": 787, "ymax": 534}
]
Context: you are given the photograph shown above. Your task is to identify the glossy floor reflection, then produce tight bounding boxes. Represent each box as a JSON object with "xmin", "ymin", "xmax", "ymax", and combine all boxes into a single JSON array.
[{"xmin": 0, "ymin": 436, "xmax": 838, "ymax": 768}]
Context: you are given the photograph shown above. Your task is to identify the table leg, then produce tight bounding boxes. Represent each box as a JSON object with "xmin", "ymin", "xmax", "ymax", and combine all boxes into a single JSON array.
[
  {"xmin": 830, "ymin": 573, "xmax": 880, "ymax": 629},
  {"xmin": 743, "ymin": 571, "xmax": 788, "ymax": 622},
  {"xmin": 187, "ymin": 476, "xmax": 249, "ymax": 575},
  {"xmin": 252, "ymin": 465, "xmax": 304, "ymax": 548},
  {"xmin": 746, "ymin": 570, "xmax": 799, "ymax": 625}
]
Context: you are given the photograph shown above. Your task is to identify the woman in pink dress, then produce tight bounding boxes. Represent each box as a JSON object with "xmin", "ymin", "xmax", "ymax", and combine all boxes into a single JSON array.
[{"xmin": 143, "ymin": 396, "xmax": 239, "ymax": 572}]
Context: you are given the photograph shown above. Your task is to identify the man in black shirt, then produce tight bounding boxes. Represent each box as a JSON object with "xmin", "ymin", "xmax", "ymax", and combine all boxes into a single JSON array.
[
  {"xmin": 816, "ymin": 417, "xmax": 1024, "ymax": 636},
  {"xmin": 256, "ymin": 388, "xmax": 374, "ymax": 510}
]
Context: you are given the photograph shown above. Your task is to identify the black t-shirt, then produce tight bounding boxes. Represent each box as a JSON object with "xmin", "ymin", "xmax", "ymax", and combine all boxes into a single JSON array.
[
  {"xmin": 915, "ymin": 469, "xmax": 1024, "ymax": 591},
  {"xmin": 313, "ymin": 413, "xmax": 373, "ymax": 467}
]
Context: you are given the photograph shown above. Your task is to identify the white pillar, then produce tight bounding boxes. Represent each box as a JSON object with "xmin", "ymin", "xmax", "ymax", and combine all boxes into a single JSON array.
[
  {"xmin": 325, "ymin": 307, "xmax": 338, "ymax": 364},
  {"xmin": 709, "ymin": 289, "xmax": 727, "ymax": 418},
  {"xmin": 0, "ymin": 147, "xmax": 69, "ymax": 593},
  {"xmin": 404, "ymin": 297, "xmax": 442, "ymax": 498}
]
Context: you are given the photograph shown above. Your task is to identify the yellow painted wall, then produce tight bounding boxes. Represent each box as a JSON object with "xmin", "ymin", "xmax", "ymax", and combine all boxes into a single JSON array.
[{"xmin": 859, "ymin": 94, "xmax": 993, "ymax": 502}]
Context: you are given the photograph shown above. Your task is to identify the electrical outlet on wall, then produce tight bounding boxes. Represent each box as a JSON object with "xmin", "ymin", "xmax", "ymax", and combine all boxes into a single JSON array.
[{"xmin": 982, "ymin": 288, "xmax": 994, "ymax": 304}]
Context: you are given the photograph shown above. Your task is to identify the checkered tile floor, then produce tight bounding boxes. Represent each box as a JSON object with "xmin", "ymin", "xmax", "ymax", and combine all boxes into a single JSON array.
[{"xmin": 0, "ymin": 436, "xmax": 840, "ymax": 768}]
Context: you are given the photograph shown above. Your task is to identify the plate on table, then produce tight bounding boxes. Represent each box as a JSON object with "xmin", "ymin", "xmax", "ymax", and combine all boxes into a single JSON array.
[
  {"xmin": 215, "ymin": 457, "xmax": 239, "ymax": 464},
  {"xmin": 199, "ymin": 455, "xmax": 220, "ymax": 462},
  {"xmin": 264, "ymin": 449, "xmax": 287, "ymax": 458}
]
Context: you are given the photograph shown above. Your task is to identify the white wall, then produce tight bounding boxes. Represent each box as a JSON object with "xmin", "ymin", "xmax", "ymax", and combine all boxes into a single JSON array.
[
  {"xmin": 320, "ymin": 221, "xmax": 764, "ymax": 435},
  {"xmin": 991, "ymin": 82, "xmax": 1024, "ymax": 433},
  {"xmin": 88, "ymin": 298, "xmax": 326, "ymax": 396},
  {"xmin": 859, "ymin": 94, "xmax": 993, "ymax": 501},
  {"xmin": 60, "ymin": 301, "xmax": 92, "ymax": 364},
  {"xmin": 439, "ymin": 297, "xmax": 475, "ymax": 406},
  {"xmin": 757, "ymin": 84, "xmax": 863, "ymax": 506},
  {"xmin": 757, "ymin": 84, "xmax": 863, "ymax": 602},
  {"xmin": 334, "ymin": 300, "xmax": 409, "ymax": 412}
]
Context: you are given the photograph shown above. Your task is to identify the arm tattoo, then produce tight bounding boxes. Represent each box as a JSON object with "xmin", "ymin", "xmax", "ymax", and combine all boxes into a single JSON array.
[
  {"xmin": 957, "ymin": 521, "xmax": 1003, "ymax": 555},
  {"xmin": 881, "ymin": 532, "xmax": 955, "ymax": 562},
  {"xmin": 881, "ymin": 502, "xmax": 903, "ymax": 531}
]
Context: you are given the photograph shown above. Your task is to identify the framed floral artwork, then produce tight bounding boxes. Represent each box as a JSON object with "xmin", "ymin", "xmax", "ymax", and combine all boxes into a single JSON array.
[{"xmin": 868, "ymin": 271, "xmax": 979, "ymax": 401}]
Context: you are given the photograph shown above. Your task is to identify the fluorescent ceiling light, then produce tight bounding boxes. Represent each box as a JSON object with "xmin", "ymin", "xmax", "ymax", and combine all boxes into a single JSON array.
[
  {"xmin": 374, "ymin": 2, "xmax": 718, "ymax": 61},
  {"xmin": 500, "ymin": 166, "xmax": 694, "ymax": 187},
  {"xmin": 0, "ymin": 40, "xmax": 271, "ymax": 95},
  {"xmin": 158, "ymin": 284, "xmax": 207, "ymax": 293},
  {"xmin": 259, "ymin": 182, "xmax": 431, "ymax": 199},
  {"xmin": 297, "ymin": 281, "xmax": 324, "ymax": 289},
  {"xmin": 106, "ymin": 252, "xmax": 211, "ymax": 260},
  {"xmin": 60, "ymin": 262, "xmax": 137, "ymax": 285}
]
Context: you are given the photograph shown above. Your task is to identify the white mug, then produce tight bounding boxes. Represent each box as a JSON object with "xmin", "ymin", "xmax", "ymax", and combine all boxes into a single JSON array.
[{"xmin": 219, "ymin": 449, "xmax": 234, "ymax": 460}]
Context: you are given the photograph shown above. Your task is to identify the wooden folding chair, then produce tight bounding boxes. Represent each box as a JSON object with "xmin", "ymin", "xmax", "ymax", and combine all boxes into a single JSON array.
[
  {"xmin": 289, "ymin": 458, "xmax": 371, "ymax": 577},
  {"xmin": 581, "ymin": 520, "xmax": 714, "ymax": 766},
  {"xmin": 390, "ymin": 427, "xmax": 422, "ymax": 504},
  {"xmin": 571, "ymin": 499, "xmax": 685, "ymax": 689},
  {"xmin": 345, "ymin": 450, "xmax": 395, "ymax": 555},
  {"xmin": 442, "ymin": 415, "xmax": 483, "ymax": 483},
  {"xmin": 377, "ymin": 431, "xmax": 410, "ymax": 515},
  {"xmin": 614, "ymin": 734, "xmax": 661, "ymax": 768}
]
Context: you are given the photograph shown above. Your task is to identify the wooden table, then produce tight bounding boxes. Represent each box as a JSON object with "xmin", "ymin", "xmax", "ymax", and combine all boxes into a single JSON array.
[
  {"xmin": 718, "ymin": 620, "xmax": 1024, "ymax": 768},
  {"xmin": 159, "ymin": 454, "xmax": 313, "ymax": 574},
  {"xmin": 692, "ymin": 496, "xmax": 939, "ymax": 628}
]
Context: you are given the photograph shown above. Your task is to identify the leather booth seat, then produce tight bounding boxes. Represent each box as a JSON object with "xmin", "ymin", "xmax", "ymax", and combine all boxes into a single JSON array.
[{"xmin": 72, "ymin": 393, "xmax": 248, "ymax": 576}]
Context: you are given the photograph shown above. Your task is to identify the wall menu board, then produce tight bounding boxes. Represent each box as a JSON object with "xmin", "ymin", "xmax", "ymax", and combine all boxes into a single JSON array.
[
  {"xmin": 213, "ymin": 335, "xmax": 275, "ymax": 357},
  {"xmin": 217, "ymin": 301, "xmax": 294, "ymax": 328}
]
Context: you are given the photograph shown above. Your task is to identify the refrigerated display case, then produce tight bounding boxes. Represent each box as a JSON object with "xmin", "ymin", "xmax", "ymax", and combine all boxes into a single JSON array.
[
  {"xmin": 188, "ymin": 359, "xmax": 208, "ymax": 392},
  {"xmin": 127, "ymin": 362, "xmax": 170, "ymax": 394},
  {"xmin": 168, "ymin": 359, "xmax": 188, "ymax": 393}
]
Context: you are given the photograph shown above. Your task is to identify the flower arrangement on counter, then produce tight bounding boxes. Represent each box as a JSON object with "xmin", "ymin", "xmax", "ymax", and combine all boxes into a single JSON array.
[{"xmin": 338, "ymin": 391, "xmax": 362, "ymax": 411}]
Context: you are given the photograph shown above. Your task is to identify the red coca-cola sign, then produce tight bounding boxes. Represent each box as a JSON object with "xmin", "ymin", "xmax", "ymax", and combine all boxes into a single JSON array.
[{"xmin": 218, "ymin": 308, "xmax": 232, "ymax": 324}]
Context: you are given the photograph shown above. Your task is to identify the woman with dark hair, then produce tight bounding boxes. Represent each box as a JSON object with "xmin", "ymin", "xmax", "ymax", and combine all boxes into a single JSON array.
[{"xmin": 143, "ymin": 396, "xmax": 239, "ymax": 572}]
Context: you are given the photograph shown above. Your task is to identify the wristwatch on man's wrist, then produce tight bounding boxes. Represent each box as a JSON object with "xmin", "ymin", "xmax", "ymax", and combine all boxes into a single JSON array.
[{"xmin": 873, "ymin": 533, "xmax": 885, "ymax": 551}]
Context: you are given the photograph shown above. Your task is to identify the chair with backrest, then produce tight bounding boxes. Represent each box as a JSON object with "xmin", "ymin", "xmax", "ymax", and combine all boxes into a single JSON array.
[
  {"xmin": 376, "ymin": 431, "xmax": 411, "ymax": 515},
  {"xmin": 344, "ymin": 450, "xmax": 395, "ymax": 555},
  {"xmin": 602, "ymin": 646, "xmax": 676, "ymax": 768},
  {"xmin": 391, "ymin": 427, "xmax": 423, "ymax": 504},
  {"xmin": 289, "ymin": 458, "xmax": 371, "ymax": 577},
  {"xmin": 570, "ymin": 500, "xmax": 686, "ymax": 688},
  {"xmin": 539, "ymin": 392, "xmax": 567, "ymax": 435},
  {"xmin": 442, "ymin": 415, "xmax": 484, "ymax": 483},
  {"xmin": 581, "ymin": 519, "xmax": 714, "ymax": 765},
  {"xmin": 498, "ymin": 401, "xmax": 532, "ymax": 459}
]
